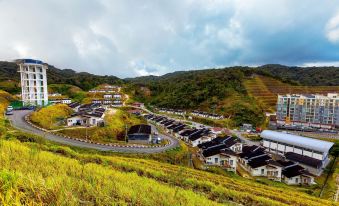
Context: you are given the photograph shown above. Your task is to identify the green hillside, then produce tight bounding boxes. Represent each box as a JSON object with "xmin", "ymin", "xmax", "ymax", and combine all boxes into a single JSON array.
[
  {"xmin": 244, "ymin": 75, "xmax": 339, "ymax": 112},
  {"xmin": 0, "ymin": 91, "xmax": 337, "ymax": 205},
  {"xmin": 0, "ymin": 61, "xmax": 122, "ymax": 92}
]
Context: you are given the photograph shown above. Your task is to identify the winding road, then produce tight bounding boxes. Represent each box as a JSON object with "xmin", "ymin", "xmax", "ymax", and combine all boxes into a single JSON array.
[{"xmin": 7, "ymin": 110, "xmax": 179, "ymax": 153}]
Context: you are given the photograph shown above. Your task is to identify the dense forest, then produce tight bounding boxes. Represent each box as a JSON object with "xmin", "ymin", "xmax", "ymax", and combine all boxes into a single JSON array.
[
  {"xmin": 125, "ymin": 68, "xmax": 266, "ymax": 126},
  {"xmin": 253, "ymin": 64, "xmax": 339, "ymax": 86}
]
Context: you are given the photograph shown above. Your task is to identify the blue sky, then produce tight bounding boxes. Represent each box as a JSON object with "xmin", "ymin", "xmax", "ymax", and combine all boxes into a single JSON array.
[{"xmin": 0, "ymin": 0, "xmax": 339, "ymax": 77}]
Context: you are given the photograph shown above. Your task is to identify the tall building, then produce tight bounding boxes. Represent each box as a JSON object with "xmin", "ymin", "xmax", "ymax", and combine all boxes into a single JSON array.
[
  {"xmin": 276, "ymin": 93, "xmax": 339, "ymax": 129},
  {"xmin": 16, "ymin": 59, "xmax": 48, "ymax": 106}
]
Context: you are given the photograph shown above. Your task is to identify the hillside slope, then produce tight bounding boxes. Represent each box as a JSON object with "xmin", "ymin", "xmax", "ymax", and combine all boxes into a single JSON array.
[
  {"xmin": 0, "ymin": 61, "xmax": 121, "ymax": 91},
  {"xmin": 0, "ymin": 90, "xmax": 336, "ymax": 205},
  {"xmin": 244, "ymin": 75, "xmax": 339, "ymax": 112},
  {"xmin": 0, "ymin": 138, "xmax": 335, "ymax": 206}
]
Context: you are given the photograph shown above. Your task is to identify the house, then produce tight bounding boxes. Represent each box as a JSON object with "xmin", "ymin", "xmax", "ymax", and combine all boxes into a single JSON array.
[
  {"xmin": 261, "ymin": 130, "xmax": 334, "ymax": 174},
  {"xmin": 279, "ymin": 161, "xmax": 315, "ymax": 185},
  {"xmin": 199, "ymin": 136, "xmax": 242, "ymax": 153},
  {"xmin": 179, "ymin": 129, "xmax": 199, "ymax": 141},
  {"xmin": 284, "ymin": 152, "xmax": 323, "ymax": 176},
  {"xmin": 103, "ymin": 100, "xmax": 112, "ymax": 105},
  {"xmin": 67, "ymin": 102, "xmax": 81, "ymax": 112},
  {"xmin": 203, "ymin": 148, "xmax": 238, "ymax": 172},
  {"xmin": 188, "ymin": 129, "xmax": 212, "ymax": 147},
  {"xmin": 50, "ymin": 98, "xmax": 72, "ymax": 104},
  {"xmin": 103, "ymin": 94, "xmax": 112, "ymax": 99},
  {"xmin": 127, "ymin": 124, "xmax": 152, "ymax": 144},
  {"xmin": 239, "ymin": 147, "xmax": 282, "ymax": 180},
  {"xmin": 113, "ymin": 94, "xmax": 122, "ymax": 99},
  {"xmin": 92, "ymin": 100, "xmax": 102, "ymax": 104},
  {"xmin": 238, "ymin": 145, "xmax": 268, "ymax": 174},
  {"xmin": 67, "ymin": 111, "xmax": 105, "ymax": 127},
  {"xmin": 211, "ymin": 127, "xmax": 224, "ymax": 135},
  {"xmin": 172, "ymin": 124, "xmax": 186, "ymax": 134}
]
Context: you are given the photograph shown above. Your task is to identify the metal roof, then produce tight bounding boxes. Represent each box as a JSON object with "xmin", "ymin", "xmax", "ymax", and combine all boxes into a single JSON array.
[
  {"xmin": 16, "ymin": 59, "xmax": 44, "ymax": 64},
  {"xmin": 261, "ymin": 130, "xmax": 334, "ymax": 153}
]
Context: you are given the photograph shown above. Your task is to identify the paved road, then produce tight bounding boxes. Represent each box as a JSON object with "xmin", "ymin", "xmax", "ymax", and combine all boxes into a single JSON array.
[
  {"xmin": 7, "ymin": 110, "xmax": 179, "ymax": 153},
  {"xmin": 230, "ymin": 130, "xmax": 259, "ymax": 146}
]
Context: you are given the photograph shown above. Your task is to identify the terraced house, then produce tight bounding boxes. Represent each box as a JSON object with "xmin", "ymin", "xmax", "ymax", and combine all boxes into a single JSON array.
[{"xmin": 276, "ymin": 93, "xmax": 339, "ymax": 129}]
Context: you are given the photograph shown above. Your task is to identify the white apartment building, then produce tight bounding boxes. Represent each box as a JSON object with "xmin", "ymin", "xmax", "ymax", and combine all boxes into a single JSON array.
[
  {"xmin": 276, "ymin": 93, "xmax": 339, "ymax": 128},
  {"xmin": 17, "ymin": 59, "xmax": 48, "ymax": 106}
]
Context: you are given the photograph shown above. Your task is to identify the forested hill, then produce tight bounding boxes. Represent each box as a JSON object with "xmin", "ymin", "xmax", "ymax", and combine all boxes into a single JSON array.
[
  {"xmin": 127, "ymin": 64, "xmax": 339, "ymax": 86},
  {"xmin": 255, "ymin": 64, "xmax": 339, "ymax": 86},
  {"xmin": 0, "ymin": 61, "xmax": 122, "ymax": 91}
]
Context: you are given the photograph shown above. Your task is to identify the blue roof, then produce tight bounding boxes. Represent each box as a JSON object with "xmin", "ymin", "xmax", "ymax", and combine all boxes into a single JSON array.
[{"xmin": 21, "ymin": 59, "xmax": 44, "ymax": 64}]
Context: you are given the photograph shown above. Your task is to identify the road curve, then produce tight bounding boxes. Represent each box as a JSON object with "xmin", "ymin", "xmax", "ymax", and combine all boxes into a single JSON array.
[{"xmin": 7, "ymin": 110, "xmax": 179, "ymax": 153}]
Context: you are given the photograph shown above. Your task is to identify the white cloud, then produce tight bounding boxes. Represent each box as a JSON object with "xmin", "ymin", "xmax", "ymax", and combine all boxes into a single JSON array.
[
  {"xmin": 326, "ymin": 11, "xmax": 339, "ymax": 43},
  {"xmin": 301, "ymin": 61, "xmax": 339, "ymax": 67},
  {"xmin": 0, "ymin": 0, "xmax": 338, "ymax": 77}
]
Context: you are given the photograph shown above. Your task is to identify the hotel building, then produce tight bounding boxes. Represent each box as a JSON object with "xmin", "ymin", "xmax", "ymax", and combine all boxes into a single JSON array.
[{"xmin": 16, "ymin": 59, "xmax": 48, "ymax": 106}]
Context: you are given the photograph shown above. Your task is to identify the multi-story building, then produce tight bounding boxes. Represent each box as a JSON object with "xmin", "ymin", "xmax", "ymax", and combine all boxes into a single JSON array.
[
  {"xmin": 16, "ymin": 59, "xmax": 48, "ymax": 106},
  {"xmin": 276, "ymin": 93, "xmax": 339, "ymax": 129}
]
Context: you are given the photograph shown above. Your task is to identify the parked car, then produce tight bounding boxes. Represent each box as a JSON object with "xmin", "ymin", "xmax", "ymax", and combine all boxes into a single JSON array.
[{"xmin": 5, "ymin": 109, "xmax": 13, "ymax": 115}]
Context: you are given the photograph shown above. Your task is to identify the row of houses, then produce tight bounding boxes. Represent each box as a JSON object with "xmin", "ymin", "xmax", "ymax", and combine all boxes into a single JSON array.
[
  {"xmin": 144, "ymin": 114, "xmax": 219, "ymax": 147},
  {"xmin": 154, "ymin": 108, "xmax": 224, "ymax": 120},
  {"xmin": 66, "ymin": 102, "xmax": 105, "ymax": 127},
  {"xmin": 92, "ymin": 99, "xmax": 123, "ymax": 106},
  {"xmin": 199, "ymin": 138, "xmax": 316, "ymax": 185},
  {"xmin": 88, "ymin": 85, "xmax": 121, "ymax": 93},
  {"xmin": 49, "ymin": 98, "xmax": 72, "ymax": 104},
  {"xmin": 191, "ymin": 110, "xmax": 224, "ymax": 120},
  {"xmin": 157, "ymin": 108, "xmax": 186, "ymax": 115}
]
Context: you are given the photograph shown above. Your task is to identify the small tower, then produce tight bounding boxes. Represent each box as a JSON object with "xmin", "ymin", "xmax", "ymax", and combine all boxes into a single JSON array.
[{"xmin": 16, "ymin": 59, "xmax": 48, "ymax": 106}]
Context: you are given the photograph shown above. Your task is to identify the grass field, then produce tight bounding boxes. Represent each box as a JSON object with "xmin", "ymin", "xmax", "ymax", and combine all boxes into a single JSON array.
[
  {"xmin": 244, "ymin": 75, "xmax": 339, "ymax": 112},
  {"xmin": 0, "ymin": 90, "xmax": 338, "ymax": 205}
]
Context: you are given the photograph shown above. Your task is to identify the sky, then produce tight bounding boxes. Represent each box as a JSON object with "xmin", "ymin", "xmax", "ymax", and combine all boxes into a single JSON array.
[{"xmin": 0, "ymin": 0, "xmax": 339, "ymax": 78}]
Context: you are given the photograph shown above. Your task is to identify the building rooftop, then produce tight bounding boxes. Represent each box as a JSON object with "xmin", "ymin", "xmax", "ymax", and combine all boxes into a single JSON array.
[
  {"xmin": 261, "ymin": 130, "xmax": 334, "ymax": 153},
  {"xmin": 247, "ymin": 155, "xmax": 271, "ymax": 168},
  {"xmin": 282, "ymin": 165, "xmax": 306, "ymax": 178},
  {"xmin": 128, "ymin": 124, "xmax": 152, "ymax": 135},
  {"xmin": 285, "ymin": 152, "xmax": 323, "ymax": 168},
  {"xmin": 16, "ymin": 59, "xmax": 44, "ymax": 65}
]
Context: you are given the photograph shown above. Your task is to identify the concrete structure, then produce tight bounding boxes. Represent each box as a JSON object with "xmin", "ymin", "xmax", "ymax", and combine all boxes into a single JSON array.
[
  {"xmin": 16, "ymin": 59, "xmax": 48, "ymax": 106},
  {"xmin": 204, "ymin": 149, "xmax": 238, "ymax": 172},
  {"xmin": 127, "ymin": 124, "xmax": 152, "ymax": 144},
  {"xmin": 276, "ymin": 93, "xmax": 339, "ymax": 129},
  {"xmin": 50, "ymin": 99, "xmax": 72, "ymax": 104},
  {"xmin": 261, "ymin": 130, "xmax": 334, "ymax": 175}
]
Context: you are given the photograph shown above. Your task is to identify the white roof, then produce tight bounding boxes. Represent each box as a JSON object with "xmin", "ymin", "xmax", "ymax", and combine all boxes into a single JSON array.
[{"xmin": 261, "ymin": 130, "xmax": 334, "ymax": 153}]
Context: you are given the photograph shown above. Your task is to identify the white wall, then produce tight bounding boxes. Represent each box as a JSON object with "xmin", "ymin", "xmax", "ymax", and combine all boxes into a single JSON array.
[{"xmin": 250, "ymin": 165, "xmax": 267, "ymax": 176}]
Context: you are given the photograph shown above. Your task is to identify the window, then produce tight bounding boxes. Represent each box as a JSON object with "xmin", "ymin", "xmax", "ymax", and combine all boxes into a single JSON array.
[
  {"xmin": 214, "ymin": 158, "xmax": 218, "ymax": 164},
  {"xmin": 295, "ymin": 178, "xmax": 299, "ymax": 183},
  {"xmin": 230, "ymin": 160, "xmax": 233, "ymax": 166},
  {"xmin": 261, "ymin": 169, "xmax": 265, "ymax": 175}
]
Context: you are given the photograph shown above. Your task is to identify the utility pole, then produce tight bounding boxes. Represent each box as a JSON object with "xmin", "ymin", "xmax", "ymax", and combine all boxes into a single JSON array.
[
  {"xmin": 125, "ymin": 124, "xmax": 128, "ymax": 143},
  {"xmin": 85, "ymin": 126, "xmax": 88, "ymax": 141}
]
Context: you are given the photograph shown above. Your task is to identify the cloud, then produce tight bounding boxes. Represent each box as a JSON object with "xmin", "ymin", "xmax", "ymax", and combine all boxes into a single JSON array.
[
  {"xmin": 326, "ymin": 11, "xmax": 339, "ymax": 43},
  {"xmin": 0, "ymin": 0, "xmax": 338, "ymax": 77}
]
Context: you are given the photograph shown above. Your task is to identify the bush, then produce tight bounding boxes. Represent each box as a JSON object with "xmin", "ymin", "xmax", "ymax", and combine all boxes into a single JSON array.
[{"xmin": 30, "ymin": 104, "xmax": 73, "ymax": 129}]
